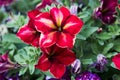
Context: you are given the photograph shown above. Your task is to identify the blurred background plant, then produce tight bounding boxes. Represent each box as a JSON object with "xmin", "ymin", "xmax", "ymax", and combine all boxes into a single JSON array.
[{"xmin": 0, "ymin": 0, "xmax": 120, "ymax": 80}]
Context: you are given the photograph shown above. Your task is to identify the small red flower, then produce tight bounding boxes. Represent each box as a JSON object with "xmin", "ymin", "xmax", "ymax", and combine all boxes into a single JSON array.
[
  {"xmin": 35, "ymin": 44, "xmax": 76, "ymax": 78},
  {"xmin": 35, "ymin": 7, "xmax": 83, "ymax": 48},
  {"xmin": 112, "ymin": 53, "xmax": 120, "ymax": 70},
  {"xmin": 17, "ymin": 9, "xmax": 41, "ymax": 47}
]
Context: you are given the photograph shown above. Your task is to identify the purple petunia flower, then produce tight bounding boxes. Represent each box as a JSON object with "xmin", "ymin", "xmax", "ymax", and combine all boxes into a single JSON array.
[
  {"xmin": 0, "ymin": 72, "xmax": 19, "ymax": 80},
  {"xmin": 95, "ymin": 54, "xmax": 108, "ymax": 71},
  {"xmin": 71, "ymin": 59, "xmax": 81, "ymax": 74},
  {"xmin": 0, "ymin": 51, "xmax": 18, "ymax": 73},
  {"xmin": 89, "ymin": 54, "xmax": 108, "ymax": 71},
  {"xmin": 76, "ymin": 71, "xmax": 101, "ymax": 80},
  {"xmin": 70, "ymin": 4, "xmax": 78, "ymax": 15},
  {"xmin": 94, "ymin": 0, "xmax": 118, "ymax": 24}
]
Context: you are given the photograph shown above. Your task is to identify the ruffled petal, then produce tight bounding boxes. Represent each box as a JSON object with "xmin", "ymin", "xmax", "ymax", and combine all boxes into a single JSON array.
[
  {"xmin": 112, "ymin": 53, "xmax": 120, "ymax": 70},
  {"xmin": 35, "ymin": 12, "xmax": 56, "ymax": 33},
  {"xmin": 40, "ymin": 31, "xmax": 57, "ymax": 48},
  {"xmin": 35, "ymin": 53, "xmax": 51, "ymax": 71},
  {"xmin": 16, "ymin": 24, "xmax": 37, "ymax": 45},
  {"xmin": 63, "ymin": 15, "xmax": 83, "ymax": 35},
  {"xmin": 50, "ymin": 62, "xmax": 66, "ymax": 79},
  {"xmin": 57, "ymin": 32, "xmax": 75, "ymax": 48},
  {"xmin": 50, "ymin": 7, "xmax": 70, "ymax": 27},
  {"xmin": 55, "ymin": 49, "xmax": 76, "ymax": 66}
]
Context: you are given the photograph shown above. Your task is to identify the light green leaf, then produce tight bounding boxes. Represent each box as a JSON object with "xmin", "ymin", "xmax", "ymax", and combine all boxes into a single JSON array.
[
  {"xmin": 81, "ymin": 59, "xmax": 93, "ymax": 64},
  {"xmin": 2, "ymin": 33, "xmax": 22, "ymax": 43},
  {"xmin": 19, "ymin": 67, "xmax": 28, "ymax": 76},
  {"xmin": 29, "ymin": 61, "xmax": 35, "ymax": 75},
  {"xmin": 43, "ymin": 71, "xmax": 54, "ymax": 78}
]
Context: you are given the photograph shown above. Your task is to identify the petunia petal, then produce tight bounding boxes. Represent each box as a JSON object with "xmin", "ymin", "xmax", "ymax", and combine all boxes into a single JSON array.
[
  {"xmin": 60, "ymin": 6, "xmax": 70, "ymax": 24},
  {"xmin": 35, "ymin": 12, "xmax": 56, "ymax": 33},
  {"xmin": 55, "ymin": 49, "xmax": 76, "ymax": 66},
  {"xmin": 101, "ymin": 0, "xmax": 118, "ymax": 12},
  {"xmin": 63, "ymin": 15, "xmax": 83, "ymax": 35},
  {"xmin": 40, "ymin": 31, "xmax": 57, "ymax": 48},
  {"xmin": 35, "ymin": 53, "xmax": 51, "ymax": 71},
  {"xmin": 31, "ymin": 34, "xmax": 40, "ymax": 47},
  {"xmin": 112, "ymin": 53, "xmax": 120, "ymax": 70},
  {"xmin": 17, "ymin": 24, "xmax": 37, "ymax": 45},
  {"xmin": 50, "ymin": 62, "xmax": 66, "ymax": 79},
  {"xmin": 57, "ymin": 32, "xmax": 75, "ymax": 48},
  {"xmin": 28, "ymin": 9, "xmax": 40, "ymax": 20},
  {"xmin": 50, "ymin": 7, "xmax": 70, "ymax": 27}
]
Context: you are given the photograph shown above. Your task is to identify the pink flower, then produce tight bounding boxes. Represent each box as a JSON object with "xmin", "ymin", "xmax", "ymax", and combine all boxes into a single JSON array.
[
  {"xmin": 35, "ymin": 44, "xmax": 76, "ymax": 78},
  {"xmin": 0, "ymin": 0, "xmax": 14, "ymax": 7},
  {"xmin": 0, "ymin": 52, "xmax": 15, "ymax": 73},
  {"xmin": 17, "ymin": 9, "xmax": 41, "ymax": 47},
  {"xmin": 35, "ymin": 7, "xmax": 83, "ymax": 48},
  {"xmin": 112, "ymin": 53, "xmax": 120, "ymax": 70}
]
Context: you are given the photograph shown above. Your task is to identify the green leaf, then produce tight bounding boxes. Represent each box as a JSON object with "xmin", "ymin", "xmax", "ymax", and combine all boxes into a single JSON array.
[
  {"xmin": 112, "ymin": 74, "xmax": 120, "ymax": 80},
  {"xmin": 2, "ymin": 33, "xmax": 23, "ymax": 43},
  {"xmin": 102, "ymin": 43, "xmax": 114, "ymax": 54},
  {"xmin": 36, "ymin": 75, "xmax": 45, "ymax": 80},
  {"xmin": 43, "ymin": 71, "xmax": 54, "ymax": 78},
  {"xmin": 0, "ymin": 10, "xmax": 5, "ymax": 22},
  {"xmin": 96, "ymin": 32, "xmax": 113, "ymax": 40},
  {"xmin": 113, "ymin": 39, "xmax": 120, "ymax": 52},
  {"xmin": 80, "ymin": 27, "xmax": 98, "ymax": 39},
  {"xmin": 81, "ymin": 59, "xmax": 93, "ymax": 64},
  {"xmin": 111, "ymin": 62, "xmax": 116, "ymax": 69},
  {"xmin": 76, "ymin": 34, "xmax": 86, "ymax": 40},
  {"xmin": 14, "ymin": 46, "xmax": 41, "ymax": 76},
  {"xmin": 14, "ymin": 53, "xmax": 26, "ymax": 65},
  {"xmin": 29, "ymin": 61, "xmax": 35, "ymax": 75},
  {"xmin": 6, "ymin": 14, "xmax": 27, "ymax": 28},
  {"xmin": 114, "ymin": 45, "xmax": 120, "ymax": 52},
  {"xmin": 91, "ymin": 43, "xmax": 100, "ymax": 54},
  {"xmin": 78, "ymin": 8, "xmax": 92, "ymax": 22},
  {"xmin": 88, "ymin": 0, "xmax": 100, "ymax": 9},
  {"xmin": 71, "ymin": 76, "xmax": 75, "ymax": 80},
  {"xmin": 106, "ymin": 52, "xmax": 117, "ymax": 58},
  {"xmin": 19, "ymin": 67, "xmax": 28, "ymax": 76}
]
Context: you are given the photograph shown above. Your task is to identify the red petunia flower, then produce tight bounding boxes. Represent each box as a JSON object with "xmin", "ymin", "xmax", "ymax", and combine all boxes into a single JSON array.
[
  {"xmin": 35, "ymin": 7, "xmax": 83, "ymax": 48},
  {"xmin": 35, "ymin": 44, "xmax": 76, "ymax": 78},
  {"xmin": 112, "ymin": 53, "xmax": 120, "ymax": 70},
  {"xmin": 17, "ymin": 9, "xmax": 41, "ymax": 47}
]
